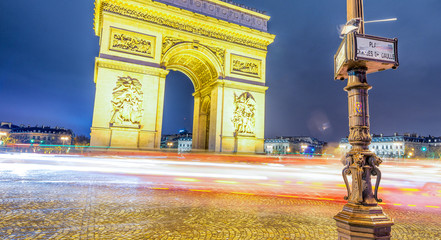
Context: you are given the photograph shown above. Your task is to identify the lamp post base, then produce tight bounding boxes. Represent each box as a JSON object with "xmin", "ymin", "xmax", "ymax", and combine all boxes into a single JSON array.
[{"xmin": 334, "ymin": 203, "xmax": 393, "ymax": 240}]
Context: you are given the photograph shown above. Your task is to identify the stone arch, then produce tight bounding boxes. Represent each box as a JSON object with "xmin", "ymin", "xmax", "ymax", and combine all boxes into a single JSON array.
[
  {"xmin": 90, "ymin": 0, "xmax": 275, "ymax": 153},
  {"xmin": 161, "ymin": 42, "xmax": 222, "ymax": 150},
  {"xmin": 200, "ymin": 96, "xmax": 211, "ymax": 114},
  {"xmin": 161, "ymin": 42, "xmax": 224, "ymax": 91}
]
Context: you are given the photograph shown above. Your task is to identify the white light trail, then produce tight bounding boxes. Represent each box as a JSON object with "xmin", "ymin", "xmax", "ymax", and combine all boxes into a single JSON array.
[{"xmin": 364, "ymin": 18, "xmax": 397, "ymax": 24}]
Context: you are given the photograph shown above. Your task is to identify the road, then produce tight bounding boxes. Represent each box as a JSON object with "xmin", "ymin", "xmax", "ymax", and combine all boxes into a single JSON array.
[{"xmin": 0, "ymin": 152, "xmax": 440, "ymax": 239}]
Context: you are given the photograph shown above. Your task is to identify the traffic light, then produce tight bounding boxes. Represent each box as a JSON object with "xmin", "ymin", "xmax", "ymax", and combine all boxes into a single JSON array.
[{"xmin": 422, "ymin": 146, "xmax": 427, "ymax": 152}]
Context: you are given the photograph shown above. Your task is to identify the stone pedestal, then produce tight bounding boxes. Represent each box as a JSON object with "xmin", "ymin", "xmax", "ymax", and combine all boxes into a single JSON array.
[{"xmin": 334, "ymin": 203, "xmax": 393, "ymax": 240}]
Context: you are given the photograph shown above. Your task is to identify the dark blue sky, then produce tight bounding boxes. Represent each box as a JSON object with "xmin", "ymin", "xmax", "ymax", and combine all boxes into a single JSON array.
[{"xmin": 1, "ymin": 0, "xmax": 440, "ymax": 142}]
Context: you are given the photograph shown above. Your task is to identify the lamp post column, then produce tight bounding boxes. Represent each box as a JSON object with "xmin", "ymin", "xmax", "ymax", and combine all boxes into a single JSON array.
[{"xmin": 333, "ymin": 0, "xmax": 394, "ymax": 239}]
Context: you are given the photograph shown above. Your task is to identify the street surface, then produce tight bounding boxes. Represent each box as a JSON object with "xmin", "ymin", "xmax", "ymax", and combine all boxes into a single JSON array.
[{"xmin": 0, "ymin": 152, "xmax": 440, "ymax": 239}]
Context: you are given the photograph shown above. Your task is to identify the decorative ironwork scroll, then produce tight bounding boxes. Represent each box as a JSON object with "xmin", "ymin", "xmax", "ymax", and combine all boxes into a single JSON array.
[
  {"xmin": 341, "ymin": 152, "xmax": 383, "ymax": 205},
  {"xmin": 110, "ymin": 76, "xmax": 144, "ymax": 128},
  {"xmin": 232, "ymin": 92, "xmax": 256, "ymax": 134}
]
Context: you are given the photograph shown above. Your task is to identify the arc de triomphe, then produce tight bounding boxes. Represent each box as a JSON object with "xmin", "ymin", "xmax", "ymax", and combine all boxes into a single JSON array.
[{"xmin": 90, "ymin": 0, "xmax": 275, "ymax": 153}]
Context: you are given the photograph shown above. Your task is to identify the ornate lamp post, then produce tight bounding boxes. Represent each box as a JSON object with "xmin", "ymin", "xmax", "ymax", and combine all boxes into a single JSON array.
[{"xmin": 333, "ymin": 0, "xmax": 399, "ymax": 239}]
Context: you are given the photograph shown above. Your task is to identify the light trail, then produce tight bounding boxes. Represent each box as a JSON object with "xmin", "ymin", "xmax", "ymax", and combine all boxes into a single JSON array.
[
  {"xmin": 0, "ymin": 152, "xmax": 440, "ymax": 210},
  {"xmin": 364, "ymin": 18, "xmax": 397, "ymax": 24},
  {"xmin": 0, "ymin": 162, "xmax": 268, "ymax": 180}
]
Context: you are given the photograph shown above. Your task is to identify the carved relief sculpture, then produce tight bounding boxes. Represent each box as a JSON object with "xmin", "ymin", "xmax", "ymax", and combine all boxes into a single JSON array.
[
  {"xmin": 231, "ymin": 54, "xmax": 261, "ymax": 78},
  {"xmin": 110, "ymin": 76, "xmax": 144, "ymax": 128},
  {"xmin": 206, "ymin": 45, "xmax": 225, "ymax": 67},
  {"xmin": 232, "ymin": 92, "xmax": 256, "ymax": 134},
  {"xmin": 110, "ymin": 28, "xmax": 155, "ymax": 58},
  {"xmin": 162, "ymin": 36, "xmax": 184, "ymax": 55}
]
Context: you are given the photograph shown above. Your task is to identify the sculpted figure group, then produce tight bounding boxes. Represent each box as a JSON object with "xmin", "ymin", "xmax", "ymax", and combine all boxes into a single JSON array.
[
  {"xmin": 110, "ymin": 76, "xmax": 144, "ymax": 127},
  {"xmin": 232, "ymin": 92, "xmax": 256, "ymax": 135}
]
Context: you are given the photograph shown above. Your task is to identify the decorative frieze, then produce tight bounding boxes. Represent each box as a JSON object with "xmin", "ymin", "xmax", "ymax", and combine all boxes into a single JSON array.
[
  {"xmin": 97, "ymin": 1, "xmax": 269, "ymax": 50},
  {"xmin": 154, "ymin": 0, "xmax": 268, "ymax": 32},
  {"xmin": 109, "ymin": 28, "xmax": 155, "ymax": 58},
  {"xmin": 95, "ymin": 57, "xmax": 168, "ymax": 77},
  {"xmin": 231, "ymin": 54, "xmax": 261, "ymax": 78},
  {"xmin": 232, "ymin": 92, "xmax": 256, "ymax": 135}
]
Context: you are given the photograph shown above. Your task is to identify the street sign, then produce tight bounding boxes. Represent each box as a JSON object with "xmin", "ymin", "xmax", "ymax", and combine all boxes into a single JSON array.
[
  {"xmin": 356, "ymin": 36, "xmax": 396, "ymax": 63},
  {"xmin": 334, "ymin": 33, "xmax": 398, "ymax": 80}
]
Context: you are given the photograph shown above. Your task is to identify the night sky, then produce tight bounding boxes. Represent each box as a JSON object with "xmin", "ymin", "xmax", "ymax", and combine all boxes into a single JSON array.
[{"xmin": 1, "ymin": 0, "xmax": 440, "ymax": 142}]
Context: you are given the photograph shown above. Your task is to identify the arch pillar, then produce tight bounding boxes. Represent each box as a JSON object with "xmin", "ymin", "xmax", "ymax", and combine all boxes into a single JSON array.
[
  {"xmin": 90, "ymin": 57, "xmax": 169, "ymax": 149},
  {"xmin": 208, "ymin": 80, "xmax": 268, "ymax": 153}
]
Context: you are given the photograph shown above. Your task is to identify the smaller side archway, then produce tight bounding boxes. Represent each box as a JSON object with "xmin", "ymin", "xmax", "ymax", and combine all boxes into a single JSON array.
[{"xmin": 193, "ymin": 96, "xmax": 211, "ymax": 149}]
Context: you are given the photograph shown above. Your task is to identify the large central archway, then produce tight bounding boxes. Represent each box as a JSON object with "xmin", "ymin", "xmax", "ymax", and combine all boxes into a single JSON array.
[
  {"xmin": 162, "ymin": 41, "xmax": 223, "ymax": 150},
  {"xmin": 90, "ymin": 0, "xmax": 275, "ymax": 153}
]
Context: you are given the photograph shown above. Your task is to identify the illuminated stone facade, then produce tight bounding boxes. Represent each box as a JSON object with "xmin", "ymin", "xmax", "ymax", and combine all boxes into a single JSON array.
[
  {"xmin": 340, "ymin": 133, "xmax": 441, "ymax": 158},
  {"xmin": 6, "ymin": 124, "xmax": 73, "ymax": 145},
  {"xmin": 265, "ymin": 136, "xmax": 326, "ymax": 155},
  {"xmin": 90, "ymin": 0, "xmax": 275, "ymax": 152}
]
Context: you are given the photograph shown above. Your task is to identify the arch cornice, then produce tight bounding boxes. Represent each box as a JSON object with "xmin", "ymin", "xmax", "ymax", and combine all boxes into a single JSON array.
[
  {"xmin": 94, "ymin": 0, "xmax": 275, "ymax": 50},
  {"xmin": 162, "ymin": 41, "xmax": 224, "ymax": 76},
  {"xmin": 94, "ymin": 57, "xmax": 169, "ymax": 83}
]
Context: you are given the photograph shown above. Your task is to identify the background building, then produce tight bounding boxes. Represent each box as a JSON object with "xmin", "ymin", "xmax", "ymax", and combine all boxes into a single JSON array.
[
  {"xmin": 0, "ymin": 122, "xmax": 73, "ymax": 146},
  {"xmin": 264, "ymin": 138, "xmax": 290, "ymax": 154},
  {"xmin": 264, "ymin": 136, "xmax": 326, "ymax": 155},
  {"xmin": 161, "ymin": 130, "xmax": 193, "ymax": 152},
  {"xmin": 0, "ymin": 122, "xmax": 18, "ymax": 135},
  {"xmin": 177, "ymin": 137, "xmax": 192, "ymax": 152},
  {"xmin": 0, "ymin": 122, "xmax": 19, "ymax": 146},
  {"xmin": 340, "ymin": 133, "xmax": 441, "ymax": 159}
]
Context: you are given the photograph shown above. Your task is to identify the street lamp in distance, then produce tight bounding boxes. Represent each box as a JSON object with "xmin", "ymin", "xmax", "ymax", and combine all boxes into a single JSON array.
[{"xmin": 60, "ymin": 136, "xmax": 69, "ymax": 146}]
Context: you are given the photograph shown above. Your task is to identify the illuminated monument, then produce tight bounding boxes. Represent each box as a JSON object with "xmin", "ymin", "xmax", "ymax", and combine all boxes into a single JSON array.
[{"xmin": 90, "ymin": 0, "xmax": 275, "ymax": 152}]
